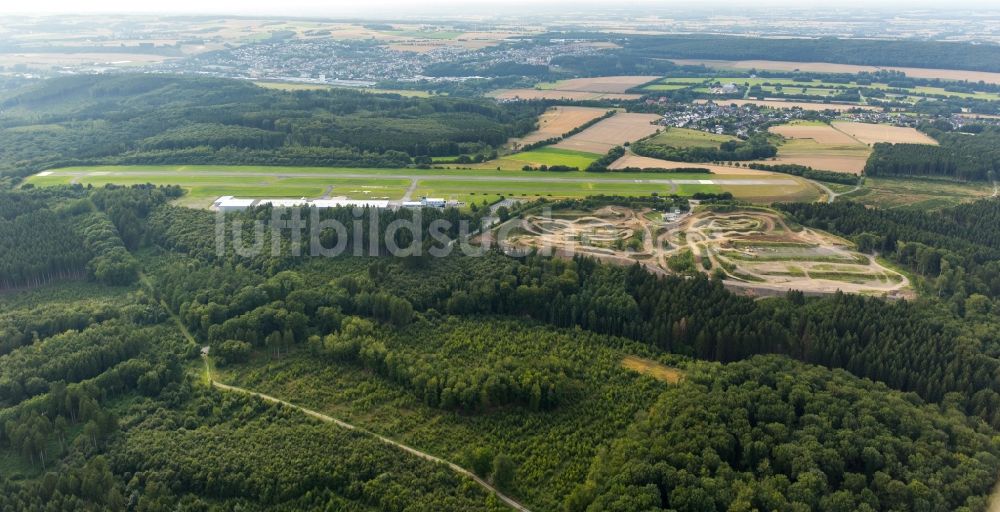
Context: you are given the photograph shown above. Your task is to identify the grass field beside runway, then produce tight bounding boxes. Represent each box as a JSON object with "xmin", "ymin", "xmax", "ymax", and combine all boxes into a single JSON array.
[{"xmin": 26, "ymin": 164, "xmax": 819, "ymax": 207}]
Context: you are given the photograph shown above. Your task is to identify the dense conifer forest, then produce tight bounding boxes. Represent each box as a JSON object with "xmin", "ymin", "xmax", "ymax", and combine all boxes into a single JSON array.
[
  {"xmin": 864, "ymin": 127, "xmax": 1000, "ymax": 181},
  {"xmin": 2, "ymin": 178, "xmax": 1000, "ymax": 510},
  {"xmin": 3, "ymin": 44, "xmax": 1000, "ymax": 509}
]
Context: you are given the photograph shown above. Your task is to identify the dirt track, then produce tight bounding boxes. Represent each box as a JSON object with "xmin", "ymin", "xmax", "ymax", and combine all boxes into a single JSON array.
[
  {"xmin": 205, "ymin": 358, "xmax": 533, "ymax": 512},
  {"xmin": 503, "ymin": 206, "xmax": 911, "ymax": 298}
]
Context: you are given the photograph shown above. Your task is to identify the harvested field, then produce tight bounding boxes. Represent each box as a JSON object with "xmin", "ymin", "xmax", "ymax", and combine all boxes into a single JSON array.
[
  {"xmin": 831, "ymin": 121, "xmax": 938, "ymax": 145},
  {"xmin": 762, "ymin": 121, "xmax": 872, "ymax": 174},
  {"xmin": 512, "ymin": 107, "xmax": 613, "ymax": 147},
  {"xmin": 610, "ymin": 153, "xmax": 775, "ymax": 176},
  {"xmin": 669, "ymin": 59, "xmax": 1000, "ymax": 85},
  {"xmin": 695, "ymin": 99, "xmax": 878, "ymax": 111},
  {"xmin": 540, "ymin": 76, "xmax": 660, "ymax": 93},
  {"xmin": 490, "ymin": 89, "xmax": 642, "ymax": 101},
  {"xmin": 759, "ymin": 154, "xmax": 869, "ymax": 174},
  {"xmin": 647, "ymin": 127, "xmax": 738, "ymax": 148},
  {"xmin": 554, "ymin": 113, "xmax": 661, "ymax": 154},
  {"xmin": 771, "ymin": 123, "xmax": 859, "ymax": 145}
]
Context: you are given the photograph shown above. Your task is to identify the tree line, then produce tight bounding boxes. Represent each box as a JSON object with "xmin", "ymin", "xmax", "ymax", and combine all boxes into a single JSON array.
[
  {"xmin": 632, "ymin": 134, "xmax": 778, "ymax": 163},
  {"xmin": 864, "ymin": 126, "xmax": 1000, "ymax": 181}
]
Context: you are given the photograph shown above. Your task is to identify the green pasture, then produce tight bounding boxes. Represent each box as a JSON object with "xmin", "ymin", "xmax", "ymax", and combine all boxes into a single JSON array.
[
  {"xmin": 26, "ymin": 164, "xmax": 815, "ymax": 207},
  {"xmin": 504, "ymin": 147, "xmax": 601, "ymax": 170}
]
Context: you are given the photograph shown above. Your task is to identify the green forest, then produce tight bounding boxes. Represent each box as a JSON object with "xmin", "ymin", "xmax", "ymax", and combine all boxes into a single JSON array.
[
  {"xmin": 864, "ymin": 126, "xmax": 1000, "ymax": 181},
  {"xmin": 0, "ymin": 74, "xmax": 542, "ymax": 183},
  {"xmin": 4, "ymin": 59, "xmax": 1000, "ymax": 512},
  {"xmin": 611, "ymin": 34, "xmax": 1000, "ymax": 72},
  {"xmin": 3, "ymin": 181, "xmax": 1000, "ymax": 510}
]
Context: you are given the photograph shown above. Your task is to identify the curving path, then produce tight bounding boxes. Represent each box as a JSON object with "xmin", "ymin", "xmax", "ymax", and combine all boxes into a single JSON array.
[
  {"xmin": 808, "ymin": 178, "xmax": 860, "ymax": 204},
  {"xmin": 203, "ymin": 357, "xmax": 531, "ymax": 512},
  {"xmin": 145, "ymin": 269, "xmax": 530, "ymax": 511}
]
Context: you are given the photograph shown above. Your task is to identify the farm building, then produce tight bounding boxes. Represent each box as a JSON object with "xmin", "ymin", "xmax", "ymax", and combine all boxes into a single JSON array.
[{"xmin": 211, "ymin": 196, "xmax": 390, "ymax": 212}]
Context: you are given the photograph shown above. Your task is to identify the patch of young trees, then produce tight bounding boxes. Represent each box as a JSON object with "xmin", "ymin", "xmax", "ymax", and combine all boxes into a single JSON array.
[{"xmin": 631, "ymin": 134, "xmax": 778, "ymax": 163}]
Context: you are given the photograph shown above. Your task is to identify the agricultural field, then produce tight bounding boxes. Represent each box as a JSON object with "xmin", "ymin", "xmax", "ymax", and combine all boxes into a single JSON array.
[
  {"xmin": 831, "ymin": 121, "xmax": 939, "ymax": 145},
  {"xmin": 772, "ymin": 121, "xmax": 859, "ymax": 145},
  {"xmin": 510, "ymin": 106, "xmax": 613, "ymax": 147},
  {"xmin": 502, "ymin": 205, "xmax": 910, "ymax": 297},
  {"xmin": 759, "ymin": 85, "xmax": 843, "ymax": 97},
  {"xmin": 489, "ymin": 89, "xmax": 642, "ymax": 101},
  {"xmin": 24, "ymin": 164, "xmax": 819, "ymax": 207},
  {"xmin": 535, "ymin": 76, "xmax": 660, "ymax": 93},
  {"xmin": 642, "ymin": 77, "xmax": 709, "ymax": 91},
  {"xmin": 646, "ymin": 127, "xmax": 739, "ymax": 148},
  {"xmin": 253, "ymin": 81, "xmax": 436, "ymax": 97},
  {"xmin": 665, "ymin": 58, "xmax": 1000, "ymax": 84},
  {"xmin": 756, "ymin": 120, "xmax": 939, "ymax": 174},
  {"xmin": 695, "ymin": 98, "xmax": 880, "ymax": 111},
  {"xmin": 658, "ymin": 75, "xmax": 1000, "ymax": 102},
  {"xmin": 639, "ymin": 84, "xmax": 693, "ymax": 91},
  {"xmin": 762, "ymin": 121, "xmax": 873, "ymax": 174},
  {"xmin": 491, "ymin": 147, "xmax": 602, "ymax": 169},
  {"xmin": 382, "ymin": 27, "xmax": 533, "ymax": 52},
  {"xmin": 609, "ymin": 153, "xmax": 792, "ymax": 176},
  {"xmin": 553, "ymin": 113, "xmax": 662, "ymax": 153}
]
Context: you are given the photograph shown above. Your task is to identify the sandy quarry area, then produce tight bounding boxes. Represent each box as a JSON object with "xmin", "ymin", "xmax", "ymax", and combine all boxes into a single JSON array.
[{"xmin": 501, "ymin": 205, "xmax": 910, "ymax": 298}]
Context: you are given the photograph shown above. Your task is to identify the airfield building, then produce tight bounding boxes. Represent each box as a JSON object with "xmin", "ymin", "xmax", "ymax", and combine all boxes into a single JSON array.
[{"xmin": 212, "ymin": 196, "xmax": 390, "ymax": 212}]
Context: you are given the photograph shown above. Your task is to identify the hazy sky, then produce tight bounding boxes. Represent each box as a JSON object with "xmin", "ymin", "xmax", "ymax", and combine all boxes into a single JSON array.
[{"xmin": 1, "ymin": 0, "xmax": 996, "ymax": 17}]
